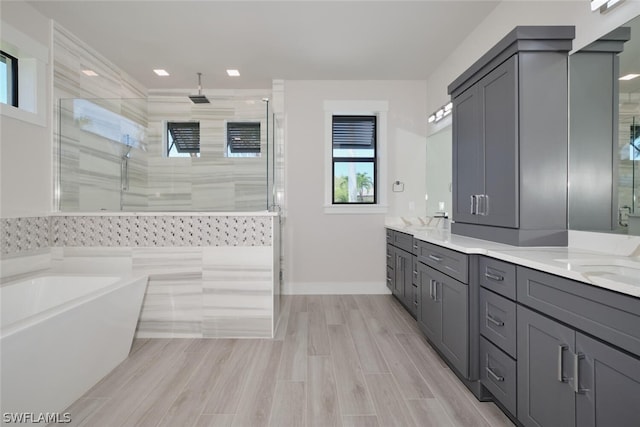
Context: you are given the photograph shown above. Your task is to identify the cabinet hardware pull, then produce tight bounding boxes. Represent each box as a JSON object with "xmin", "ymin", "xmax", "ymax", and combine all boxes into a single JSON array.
[
  {"xmin": 429, "ymin": 280, "xmax": 435, "ymax": 299},
  {"xmin": 387, "ymin": 254, "xmax": 392, "ymax": 259},
  {"xmin": 486, "ymin": 366, "xmax": 504, "ymax": 382},
  {"xmin": 433, "ymin": 281, "xmax": 439, "ymax": 302},
  {"xmin": 428, "ymin": 254, "xmax": 442, "ymax": 262},
  {"xmin": 413, "ymin": 270, "xmax": 418, "ymax": 278},
  {"xmin": 558, "ymin": 345, "xmax": 568, "ymax": 382},
  {"xmin": 470, "ymin": 195, "xmax": 477, "ymax": 214},
  {"xmin": 486, "ymin": 314, "xmax": 504, "ymax": 327},
  {"xmin": 413, "ymin": 244, "xmax": 418, "ymax": 251},
  {"xmin": 573, "ymin": 353, "xmax": 588, "ymax": 394},
  {"xmin": 484, "ymin": 194, "xmax": 490, "ymax": 216},
  {"xmin": 484, "ymin": 272, "xmax": 504, "ymax": 282},
  {"xmin": 387, "ymin": 277, "xmax": 392, "ymax": 283}
]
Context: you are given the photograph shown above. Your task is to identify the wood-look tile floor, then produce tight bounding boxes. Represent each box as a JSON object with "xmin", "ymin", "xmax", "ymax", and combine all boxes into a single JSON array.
[{"xmin": 53, "ymin": 295, "xmax": 514, "ymax": 427}]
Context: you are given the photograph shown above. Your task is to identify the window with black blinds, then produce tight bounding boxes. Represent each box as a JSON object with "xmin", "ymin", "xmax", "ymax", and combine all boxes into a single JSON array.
[
  {"xmin": 227, "ymin": 122, "xmax": 261, "ymax": 155},
  {"xmin": 332, "ymin": 115, "xmax": 377, "ymax": 204},
  {"xmin": 332, "ymin": 115, "xmax": 376, "ymax": 149},
  {"xmin": 167, "ymin": 121, "xmax": 200, "ymax": 156}
]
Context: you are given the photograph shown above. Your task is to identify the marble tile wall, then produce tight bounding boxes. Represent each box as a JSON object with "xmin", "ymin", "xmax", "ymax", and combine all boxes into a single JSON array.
[
  {"xmin": 54, "ymin": 23, "xmax": 149, "ymax": 212},
  {"xmin": 144, "ymin": 93, "xmax": 271, "ymax": 212}
]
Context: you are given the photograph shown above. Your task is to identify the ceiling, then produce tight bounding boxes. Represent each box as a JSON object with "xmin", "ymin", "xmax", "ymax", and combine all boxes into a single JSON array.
[{"xmin": 26, "ymin": 0, "xmax": 501, "ymax": 91}]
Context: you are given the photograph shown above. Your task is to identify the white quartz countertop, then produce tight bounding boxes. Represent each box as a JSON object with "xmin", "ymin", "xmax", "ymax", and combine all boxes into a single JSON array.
[{"xmin": 386, "ymin": 221, "xmax": 640, "ymax": 298}]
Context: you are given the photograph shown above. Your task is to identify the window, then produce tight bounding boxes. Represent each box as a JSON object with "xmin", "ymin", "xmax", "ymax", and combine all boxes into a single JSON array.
[
  {"xmin": 1, "ymin": 21, "xmax": 48, "ymax": 126},
  {"xmin": 167, "ymin": 121, "xmax": 200, "ymax": 157},
  {"xmin": 323, "ymin": 100, "xmax": 388, "ymax": 214},
  {"xmin": 332, "ymin": 115, "xmax": 377, "ymax": 204},
  {"xmin": 0, "ymin": 50, "xmax": 18, "ymax": 107},
  {"xmin": 226, "ymin": 122, "xmax": 261, "ymax": 157}
]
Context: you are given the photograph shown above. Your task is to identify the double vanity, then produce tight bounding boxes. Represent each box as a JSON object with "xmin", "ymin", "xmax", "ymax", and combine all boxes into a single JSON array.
[
  {"xmin": 394, "ymin": 22, "xmax": 640, "ymax": 426},
  {"xmin": 386, "ymin": 222, "xmax": 640, "ymax": 427}
]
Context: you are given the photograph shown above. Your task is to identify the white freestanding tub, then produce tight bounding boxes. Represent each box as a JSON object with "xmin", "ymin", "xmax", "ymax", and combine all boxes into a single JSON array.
[{"xmin": 0, "ymin": 274, "xmax": 148, "ymax": 422}]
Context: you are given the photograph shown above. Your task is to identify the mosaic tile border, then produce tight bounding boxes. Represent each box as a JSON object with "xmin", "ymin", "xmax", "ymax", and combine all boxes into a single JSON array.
[
  {"xmin": 51, "ymin": 215, "xmax": 272, "ymax": 247},
  {"xmin": 1, "ymin": 217, "xmax": 51, "ymax": 256},
  {"xmin": 1, "ymin": 215, "xmax": 272, "ymax": 255}
]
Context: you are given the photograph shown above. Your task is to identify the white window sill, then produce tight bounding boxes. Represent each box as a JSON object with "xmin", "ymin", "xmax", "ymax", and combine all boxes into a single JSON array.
[
  {"xmin": 1, "ymin": 102, "xmax": 46, "ymax": 127},
  {"xmin": 323, "ymin": 204, "xmax": 389, "ymax": 215}
]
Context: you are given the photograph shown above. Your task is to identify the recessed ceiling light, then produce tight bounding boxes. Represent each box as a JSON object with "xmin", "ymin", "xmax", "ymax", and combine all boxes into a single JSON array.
[
  {"xmin": 619, "ymin": 74, "xmax": 640, "ymax": 81},
  {"xmin": 153, "ymin": 69, "xmax": 170, "ymax": 76},
  {"xmin": 227, "ymin": 69, "xmax": 240, "ymax": 77},
  {"xmin": 82, "ymin": 70, "xmax": 98, "ymax": 76}
]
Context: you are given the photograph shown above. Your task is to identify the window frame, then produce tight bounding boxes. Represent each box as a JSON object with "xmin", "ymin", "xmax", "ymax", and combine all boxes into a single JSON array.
[
  {"xmin": 1, "ymin": 50, "xmax": 18, "ymax": 107},
  {"xmin": 331, "ymin": 115, "xmax": 377, "ymax": 205},
  {"xmin": 323, "ymin": 100, "xmax": 389, "ymax": 214},
  {"xmin": 0, "ymin": 21, "xmax": 48, "ymax": 126}
]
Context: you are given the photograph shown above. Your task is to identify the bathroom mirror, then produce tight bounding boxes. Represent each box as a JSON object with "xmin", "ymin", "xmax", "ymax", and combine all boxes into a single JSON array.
[
  {"xmin": 425, "ymin": 126, "xmax": 452, "ymax": 217},
  {"xmin": 568, "ymin": 13, "xmax": 640, "ymax": 235}
]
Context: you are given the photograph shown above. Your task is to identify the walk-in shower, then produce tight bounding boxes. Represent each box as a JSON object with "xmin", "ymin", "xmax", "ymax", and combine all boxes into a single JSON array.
[{"xmin": 56, "ymin": 93, "xmax": 280, "ymax": 212}]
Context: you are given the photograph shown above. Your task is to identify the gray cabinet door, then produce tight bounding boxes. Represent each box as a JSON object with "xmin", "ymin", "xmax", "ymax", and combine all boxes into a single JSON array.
[
  {"xmin": 393, "ymin": 250, "xmax": 403, "ymax": 299},
  {"xmin": 517, "ymin": 305, "xmax": 575, "ymax": 427},
  {"xmin": 478, "ymin": 55, "xmax": 519, "ymax": 228},
  {"xmin": 452, "ymin": 86, "xmax": 482, "ymax": 224},
  {"xmin": 576, "ymin": 333, "xmax": 640, "ymax": 427},
  {"xmin": 439, "ymin": 274, "xmax": 469, "ymax": 378},
  {"xmin": 417, "ymin": 262, "xmax": 442, "ymax": 344}
]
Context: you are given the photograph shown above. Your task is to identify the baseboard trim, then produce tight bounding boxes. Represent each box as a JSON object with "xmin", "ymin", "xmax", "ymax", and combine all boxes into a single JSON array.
[{"xmin": 282, "ymin": 281, "xmax": 391, "ymax": 295}]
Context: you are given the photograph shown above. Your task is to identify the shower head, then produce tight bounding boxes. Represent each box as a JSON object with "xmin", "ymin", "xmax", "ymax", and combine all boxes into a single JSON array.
[
  {"xmin": 189, "ymin": 95, "xmax": 209, "ymax": 104},
  {"xmin": 189, "ymin": 72, "xmax": 210, "ymax": 104}
]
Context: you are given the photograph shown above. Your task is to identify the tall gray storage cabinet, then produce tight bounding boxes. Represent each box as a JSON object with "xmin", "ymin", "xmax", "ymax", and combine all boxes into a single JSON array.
[{"xmin": 448, "ymin": 26, "xmax": 575, "ymax": 246}]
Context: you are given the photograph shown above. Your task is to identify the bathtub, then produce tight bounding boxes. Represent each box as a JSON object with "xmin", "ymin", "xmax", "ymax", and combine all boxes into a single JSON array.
[{"xmin": 0, "ymin": 274, "xmax": 148, "ymax": 420}]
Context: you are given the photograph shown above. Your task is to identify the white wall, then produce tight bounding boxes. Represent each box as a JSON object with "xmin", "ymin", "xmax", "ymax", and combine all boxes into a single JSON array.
[
  {"xmin": 283, "ymin": 80, "xmax": 427, "ymax": 294},
  {"xmin": 0, "ymin": 1, "xmax": 52, "ymax": 217},
  {"xmin": 426, "ymin": 0, "xmax": 640, "ymax": 118}
]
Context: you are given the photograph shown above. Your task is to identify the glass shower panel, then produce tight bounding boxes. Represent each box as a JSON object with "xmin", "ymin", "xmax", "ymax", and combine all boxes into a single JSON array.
[
  {"xmin": 58, "ymin": 95, "xmax": 270, "ymax": 212},
  {"xmin": 58, "ymin": 98, "xmax": 148, "ymax": 212}
]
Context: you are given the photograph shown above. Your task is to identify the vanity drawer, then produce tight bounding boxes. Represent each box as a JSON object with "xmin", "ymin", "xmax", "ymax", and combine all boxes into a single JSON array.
[
  {"xmin": 517, "ymin": 266, "xmax": 640, "ymax": 356},
  {"xmin": 480, "ymin": 336, "xmax": 517, "ymax": 417},
  {"xmin": 393, "ymin": 230, "xmax": 414, "ymax": 253},
  {"xmin": 479, "ymin": 256, "xmax": 516, "ymax": 300},
  {"xmin": 416, "ymin": 240, "xmax": 468, "ymax": 283},
  {"xmin": 480, "ymin": 288, "xmax": 517, "ymax": 358}
]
